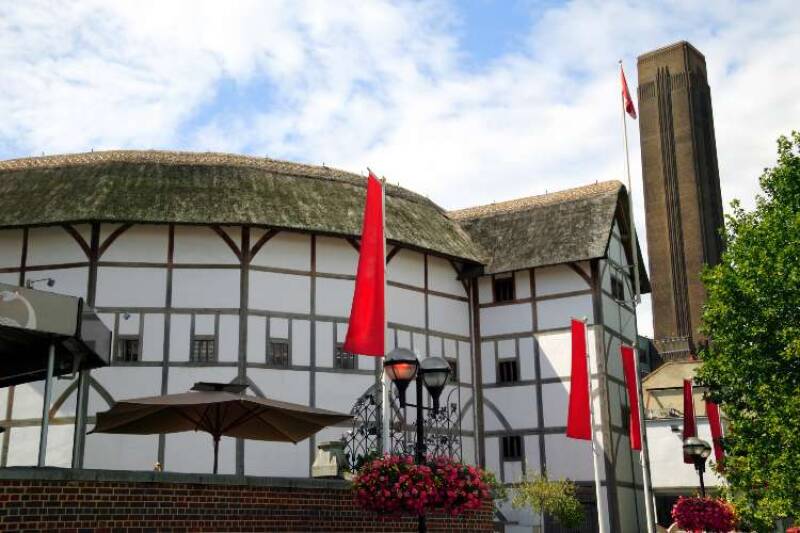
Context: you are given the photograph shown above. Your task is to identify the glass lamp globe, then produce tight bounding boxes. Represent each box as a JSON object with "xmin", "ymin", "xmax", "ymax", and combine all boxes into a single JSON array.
[
  {"xmin": 384, "ymin": 348, "xmax": 419, "ymax": 407},
  {"xmin": 420, "ymin": 356, "xmax": 451, "ymax": 410}
]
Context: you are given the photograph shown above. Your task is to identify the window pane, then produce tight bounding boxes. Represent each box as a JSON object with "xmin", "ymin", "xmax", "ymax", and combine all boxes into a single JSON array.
[
  {"xmin": 493, "ymin": 277, "xmax": 515, "ymax": 303},
  {"xmin": 335, "ymin": 344, "xmax": 356, "ymax": 370},
  {"xmin": 498, "ymin": 360, "xmax": 518, "ymax": 383},
  {"xmin": 270, "ymin": 340, "xmax": 289, "ymax": 367}
]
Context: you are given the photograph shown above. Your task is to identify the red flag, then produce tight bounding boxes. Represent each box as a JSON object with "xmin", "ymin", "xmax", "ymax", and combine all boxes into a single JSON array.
[
  {"xmin": 343, "ymin": 171, "xmax": 385, "ymax": 356},
  {"xmin": 566, "ymin": 319, "xmax": 592, "ymax": 440},
  {"xmin": 620, "ymin": 345, "xmax": 642, "ymax": 450},
  {"xmin": 621, "ymin": 65, "xmax": 637, "ymax": 119},
  {"xmin": 682, "ymin": 379, "xmax": 697, "ymax": 463},
  {"xmin": 706, "ymin": 399, "xmax": 724, "ymax": 468}
]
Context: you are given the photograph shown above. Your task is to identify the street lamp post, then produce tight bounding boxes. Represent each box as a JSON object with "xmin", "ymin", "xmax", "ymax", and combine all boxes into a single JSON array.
[
  {"xmin": 384, "ymin": 348, "xmax": 451, "ymax": 533},
  {"xmin": 683, "ymin": 436, "xmax": 712, "ymax": 497}
]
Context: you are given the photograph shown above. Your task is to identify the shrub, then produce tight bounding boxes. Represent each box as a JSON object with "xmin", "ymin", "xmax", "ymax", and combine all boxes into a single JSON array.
[{"xmin": 511, "ymin": 472, "xmax": 584, "ymax": 528}]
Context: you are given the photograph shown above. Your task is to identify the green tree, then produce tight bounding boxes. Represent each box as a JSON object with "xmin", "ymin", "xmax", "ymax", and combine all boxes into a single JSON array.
[
  {"xmin": 696, "ymin": 132, "xmax": 800, "ymax": 529},
  {"xmin": 511, "ymin": 471, "xmax": 584, "ymax": 528}
]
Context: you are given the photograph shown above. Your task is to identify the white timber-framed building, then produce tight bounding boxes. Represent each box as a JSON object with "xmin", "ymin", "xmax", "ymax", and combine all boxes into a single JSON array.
[{"xmin": 0, "ymin": 150, "xmax": 651, "ymax": 531}]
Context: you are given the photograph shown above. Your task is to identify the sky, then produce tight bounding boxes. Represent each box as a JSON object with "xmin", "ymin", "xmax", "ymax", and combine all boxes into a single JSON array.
[{"xmin": 1, "ymin": 0, "xmax": 798, "ymax": 336}]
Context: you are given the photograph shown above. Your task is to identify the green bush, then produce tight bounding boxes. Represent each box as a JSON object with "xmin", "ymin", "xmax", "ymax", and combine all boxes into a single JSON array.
[{"xmin": 511, "ymin": 471, "xmax": 584, "ymax": 528}]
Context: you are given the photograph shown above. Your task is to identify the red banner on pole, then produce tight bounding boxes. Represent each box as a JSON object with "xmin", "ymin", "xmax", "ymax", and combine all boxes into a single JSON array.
[
  {"xmin": 621, "ymin": 65, "xmax": 637, "ymax": 119},
  {"xmin": 343, "ymin": 172, "xmax": 385, "ymax": 357},
  {"xmin": 620, "ymin": 345, "xmax": 642, "ymax": 450},
  {"xmin": 683, "ymin": 379, "xmax": 697, "ymax": 464},
  {"xmin": 566, "ymin": 319, "xmax": 591, "ymax": 440},
  {"xmin": 706, "ymin": 399, "xmax": 725, "ymax": 468}
]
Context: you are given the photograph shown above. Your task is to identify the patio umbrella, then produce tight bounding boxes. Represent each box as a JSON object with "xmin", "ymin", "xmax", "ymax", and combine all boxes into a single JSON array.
[{"xmin": 91, "ymin": 382, "xmax": 352, "ymax": 473}]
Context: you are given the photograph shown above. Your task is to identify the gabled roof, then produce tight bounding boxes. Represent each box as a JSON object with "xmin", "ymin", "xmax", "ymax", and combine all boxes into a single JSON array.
[
  {"xmin": 0, "ymin": 150, "xmax": 483, "ymax": 263},
  {"xmin": 450, "ymin": 181, "xmax": 650, "ymax": 289}
]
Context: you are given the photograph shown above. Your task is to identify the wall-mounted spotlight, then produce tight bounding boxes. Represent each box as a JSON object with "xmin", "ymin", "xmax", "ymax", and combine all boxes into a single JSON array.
[{"xmin": 25, "ymin": 278, "xmax": 55, "ymax": 289}]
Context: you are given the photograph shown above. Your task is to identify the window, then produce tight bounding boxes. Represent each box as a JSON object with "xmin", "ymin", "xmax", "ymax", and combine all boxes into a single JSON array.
[
  {"xmin": 446, "ymin": 358, "xmax": 458, "ymax": 383},
  {"xmin": 269, "ymin": 339, "xmax": 290, "ymax": 367},
  {"xmin": 335, "ymin": 343, "xmax": 356, "ymax": 370},
  {"xmin": 191, "ymin": 337, "xmax": 216, "ymax": 363},
  {"xmin": 116, "ymin": 336, "xmax": 139, "ymax": 362},
  {"xmin": 493, "ymin": 276, "xmax": 515, "ymax": 303},
  {"xmin": 611, "ymin": 273, "xmax": 625, "ymax": 301},
  {"xmin": 502, "ymin": 435, "xmax": 522, "ymax": 461},
  {"xmin": 498, "ymin": 360, "xmax": 519, "ymax": 384}
]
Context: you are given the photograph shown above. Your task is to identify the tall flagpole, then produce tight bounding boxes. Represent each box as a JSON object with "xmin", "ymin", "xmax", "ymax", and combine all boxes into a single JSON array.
[
  {"xmin": 620, "ymin": 60, "xmax": 656, "ymax": 533},
  {"xmin": 380, "ymin": 174, "xmax": 391, "ymax": 455},
  {"xmin": 583, "ymin": 318, "xmax": 609, "ymax": 533}
]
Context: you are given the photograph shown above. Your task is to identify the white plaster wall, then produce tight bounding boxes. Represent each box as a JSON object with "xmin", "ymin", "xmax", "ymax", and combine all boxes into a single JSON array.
[
  {"xmin": 30, "ymin": 267, "xmax": 88, "ymax": 299},
  {"xmin": 536, "ymin": 330, "xmax": 571, "ymax": 379},
  {"xmin": 0, "ymin": 229, "xmax": 22, "ymax": 267},
  {"xmin": 118, "ymin": 313, "xmax": 140, "ymax": 335},
  {"xmin": 169, "ymin": 314, "xmax": 191, "ymax": 362},
  {"xmin": 291, "ymin": 319, "xmax": 310, "ymax": 366},
  {"xmin": 514, "ymin": 270, "xmax": 531, "ymax": 299},
  {"xmin": 427, "ymin": 256, "xmax": 465, "ymax": 296},
  {"xmin": 536, "ymin": 294, "xmax": 593, "ymax": 331},
  {"xmin": 0, "ymin": 272, "xmax": 18, "ymax": 285},
  {"xmin": 249, "ymin": 271, "xmax": 310, "ymax": 314},
  {"xmin": 315, "ymin": 277, "xmax": 353, "ymax": 318},
  {"xmin": 457, "ymin": 341, "xmax": 472, "ymax": 384},
  {"xmin": 386, "ymin": 286, "xmax": 424, "ymax": 328},
  {"xmin": 172, "ymin": 269, "xmax": 239, "ymax": 309},
  {"xmin": 543, "ymin": 434, "xmax": 595, "ymax": 481},
  {"xmin": 315, "ymin": 236, "xmax": 358, "ymax": 275},
  {"xmin": 316, "ymin": 322, "xmax": 333, "ymax": 367},
  {"xmin": 427, "ymin": 295, "xmax": 469, "ymax": 336},
  {"xmin": 647, "ymin": 419, "xmax": 724, "ymax": 489},
  {"xmin": 387, "ymin": 248, "xmax": 424, "ymax": 287},
  {"xmin": 251, "ymin": 231, "xmax": 310, "ymax": 271},
  {"xmin": 314, "ymin": 373, "xmax": 374, "ymax": 414},
  {"xmin": 142, "ymin": 313, "xmax": 164, "ymax": 361},
  {"xmin": 5, "ymin": 427, "xmax": 41, "ymax": 466},
  {"xmin": 480, "ymin": 303, "xmax": 532, "ymax": 337},
  {"xmin": 173, "ymin": 226, "xmax": 239, "ymax": 264},
  {"xmin": 248, "ymin": 369, "xmax": 309, "ymax": 405},
  {"xmin": 523, "ymin": 435, "xmax": 541, "ymax": 474},
  {"xmin": 534, "ymin": 264, "xmax": 590, "ymax": 297},
  {"xmin": 477, "ymin": 277, "xmax": 492, "ymax": 304},
  {"xmin": 218, "ymin": 315, "xmax": 238, "ymax": 362},
  {"xmin": 167, "ymin": 367, "xmax": 238, "ymax": 393},
  {"xmin": 497, "ymin": 339, "xmax": 515, "ymax": 359},
  {"xmin": 92, "ymin": 367, "xmax": 162, "ymax": 405},
  {"xmin": 481, "ymin": 341, "xmax": 496, "ymax": 384},
  {"xmin": 96, "ymin": 267, "xmax": 166, "ymax": 307},
  {"xmin": 26, "ymin": 226, "xmax": 88, "ymax": 266},
  {"xmin": 101, "ymin": 224, "xmax": 168, "ymax": 263},
  {"xmin": 484, "ymin": 386, "xmax": 537, "ymax": 429},
  {"xmin": 247, "ymin": 315, "xmax": 266, "ymax": 362},
  {"xmin": 519, "ymin": 337, "xmax": 535, "ymax": 380},
  {"xmin": 484, "ymin": 436, "xmax": 500, "ymax": 476},
  {"xmin": 541, "ymin": 382, "xmax": 570, "ymax": 427}
]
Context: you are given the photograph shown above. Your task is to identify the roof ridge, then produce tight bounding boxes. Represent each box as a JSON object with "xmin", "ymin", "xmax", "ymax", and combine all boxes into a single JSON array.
[{"xmin": 448, "ymin": 180, "xmax": 624, "ymax": 221}]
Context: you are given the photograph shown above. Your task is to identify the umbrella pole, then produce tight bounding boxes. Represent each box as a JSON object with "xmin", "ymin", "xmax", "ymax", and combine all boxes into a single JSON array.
[{"xmin": 213, "ymin": 434, "xmax": 220, "ymax": 474}]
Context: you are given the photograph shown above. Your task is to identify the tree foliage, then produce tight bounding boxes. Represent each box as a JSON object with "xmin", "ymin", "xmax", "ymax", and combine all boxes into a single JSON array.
[
  {"xmin": 696, "ymin": 132, "xmax": 800, "ymax": 529},
  {"xmin": 511, "ymin": 472, "xmax": 584, "ymax": 528}
]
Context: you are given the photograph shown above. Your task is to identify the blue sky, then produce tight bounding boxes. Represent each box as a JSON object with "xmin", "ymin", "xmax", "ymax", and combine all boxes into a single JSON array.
[{"xmin": 1, "ymin": 0, "xmax": 798, "ymax": 335}]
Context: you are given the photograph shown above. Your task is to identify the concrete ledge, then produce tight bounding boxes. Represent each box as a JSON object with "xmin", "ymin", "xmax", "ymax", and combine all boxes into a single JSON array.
[{"xmin": 0, "ymin": 466, "xmax": 349, "ymax": 489}]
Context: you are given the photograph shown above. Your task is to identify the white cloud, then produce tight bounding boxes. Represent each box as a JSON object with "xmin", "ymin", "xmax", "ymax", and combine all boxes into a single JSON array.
[{"xmin": 1, "ymin": 0, "xmax": 799, "ymax": 336}]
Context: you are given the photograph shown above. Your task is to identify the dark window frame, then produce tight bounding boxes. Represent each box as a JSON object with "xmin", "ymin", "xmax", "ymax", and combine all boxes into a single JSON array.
[
  {"xmin": 190, "ymin": 335, "xmax": 217, "ymax": 363},
  {"xmin": 116, "ymin": 335, "xmax": 140, "ymax": 362},
  {"xmin": 445, "ymin": 357, "xmax": 458, "ymax": 383},
  {"xmin": 493, "ymin": 275, "xmax": 515, "ymax": 303},
  {"xmin": 501, "ymin": 435, "xmax": 523, "ymax": 461},
  {"xmin": 268, "ymin": 338, "xmax": 290, "ymax": 367},
  {"xmin": 611, "ymin": 272, "xmax": 626, "ymax": 301},
  {"xmin": 335, "ymin": 343, "xmax": 357, "ymax": 370},
  {"xmin": 497, "ymin": 359, "xmax": 519, "ymax": 384}
]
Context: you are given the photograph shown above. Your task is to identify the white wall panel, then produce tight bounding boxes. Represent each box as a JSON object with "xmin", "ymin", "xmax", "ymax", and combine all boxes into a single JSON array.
[
  {"xmin": 194, "ymin": 314, "xmax": 214, "ymax": 335},
  {"xmin": 0, "ymin": 229, "xmax": 23, "ymax": 268},
  {"xmin": 536, "ymin": 294, "xmax": 593, "ymax": 331},
  {"xmin": 427, "ymin": 256, "xmax": 465, "ymax": 296},
  {"xmin": 169, "ymin": 314, "xmax": 191, "ymax": 362},
  {"xmin": 249, "ymin": 271, "xmax": 310, "ymax": 314},
  {"xmin": 497, "ymin": 339, "xmax": 515, "ymax": 359},
  {"xmin": 248, "ymin": 369, "xmax": 309, "ymax": 405},
  {"xmin": 252, "ymin": 231, "xmax": 310, "ymax": 271},
  {"xmin": 534, "ymin": 264, "xmax": 590, "ymax": 297},
  {"xmin": 523, "ymin": 436, "xmax": 541, "ymax": 474},
  {"xmin": 5, "ymin": 427, "xmax": 40, "ymax": 466},
  {"xmin": 429, "ymin": 336, "xmax": 442, "ymax": 357},
  {"xmin": 428, "ymin": 295, "xmax": 469, "ymax": 336},
  {"xmin": 168, "ymin": 367, "xmax": 238, "ymax": 393},
  {"xmin": 387, "ymin": 249, "xmax": 424, "ymax": 287},
  {"xmin": 481, "ymin": 341, "xmax": 496, "ymax": 384},
  {"xmin": 315, "ymin": 277, "xmax": 353, "ymax": 318},
  {"xmin": 515, "ymin": 270, "xmax": 531, "ymax": 299},
  {"xmin": 336, "ymin": 322, "xmax": 346, "ymax": 342},
  {"xmin": 118, "ymin": 313, "xmax": 140, "ymax": 335},
  {"xmin": 27, "ymin": 226, "xmax": 88, "ymax": 266},
  {"xmin": 536, "ymin": 331, "xmax": 571, "ymax": 379},
  {"xmin": 246, "ymin": 440, "xmax": 309, "ymax": 477},
  {"xmin": 270, "ymin": 317, "xmax": 289, "ymax": 338},
  {"xmin": 543, "ymin": 434, "xmax": 594, "ymax": 481},
  {"xmin": 505, "ymin": 461, "xmax": 523, "ymax": 483},
  {"xmin": 142, "ymin": 314, "xmax": 164, "ymax": 362},
  {"xmin": 458, "ymin": 341, "xmax": 472, "ymax": 384},
  {"xmin": 247, "ymin": 315, "xmax": 266, "ymax": 363},
  {"xmin": 31, "ymin": 267, "xmax": 88, "ymax": 299},
  {"xmin": 172, "ymin": 269, "xmax": 239, "ymax": 308},
  {"xmin": 541, "ymin": 382, "xmax": 570, "ymax": 427},
  {"xmin": 102, "ymin": 224, "xmax": 168, "ymax": 263},
  {"xmin": 315, "ymin": 236, "xmax": 358, "ymax": 275},
  {"xmin": 92, "ymin": 367, "xmax": 163, "ymax": 404},
  {"xmin": 291, "ymin": 319, "xmax": 310, "ymax": 366},
  {"xmin": 484, "ymin": 437, "xmax": 500, "ymax": 476},
  {"xmin": 173, "ymin": 226, "xmax": 239, "ymax": 264},
  {"xmin": 413, "ymin": 332, "xmax": 426, "ymax": 356},
  {"xmin": 480, "ymin": 304, "xmax": 532, "ymax": 337},
  {"xmin": 96, "ymin": 267, "xmax": 165, "ymax": 307},
  {"xmin": 316, "ymin": 322, "xmax": 333, "ymax": 367},
  {"xmin": 315, "ymin": 373, "xmax": 374, "ymax": 413},
  {"xmin": 0, "ymin": 272, "xmax": 18, "ymax": 285},
  {"xmin": 477, "ymin": 276, "xmax": 492, "ymax": 304},
  {"xmin": 44, "ymin": 425, "xmax": 74, "ymax": 467},
  {"xmin": 218, "ymin": 315, "xmax": 238, "ymax": 362},
  {"xmin": 396, "ymin": 330, "xmax": 411, "ymax": 350},
  {"xmin": 387, "ymin": 286, "xmax": 425, "ymax": 328},
  {"xmin": 519, "ymin": 337, "xmax": 535, "ymax": 380},
  {"xmin": 484, "ymin": 386, "xmax": 537, "ymax": 429}
]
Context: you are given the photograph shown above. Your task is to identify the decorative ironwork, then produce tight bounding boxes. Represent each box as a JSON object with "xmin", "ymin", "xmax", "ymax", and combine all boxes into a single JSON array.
[{"xmin": 342, "ymin": 384, "xmax": 463, "ymax": 471}]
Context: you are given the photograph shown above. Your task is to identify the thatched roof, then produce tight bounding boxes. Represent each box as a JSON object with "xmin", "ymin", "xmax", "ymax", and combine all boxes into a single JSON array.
[
  {"xmin": 450, "ymin": 181, "xmax": 651, "ymax": 289},
  {"xmin": 0, "ymin": 150, "xmax": 483, "ymax": 263}
]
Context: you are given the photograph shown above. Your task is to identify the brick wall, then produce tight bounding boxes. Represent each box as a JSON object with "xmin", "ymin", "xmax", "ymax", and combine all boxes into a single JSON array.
[{"xmin": 0, "ymin": 468, "xmax": 494, "ymax": 532}]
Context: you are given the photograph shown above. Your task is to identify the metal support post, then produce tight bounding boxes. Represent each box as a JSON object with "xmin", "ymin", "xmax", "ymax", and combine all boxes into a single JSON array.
[{"xmin": 38, "ymin": 342, "xmax": 55, "ymax": 467}]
